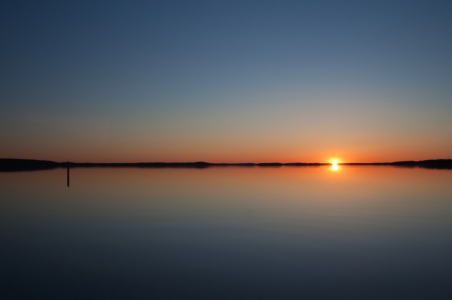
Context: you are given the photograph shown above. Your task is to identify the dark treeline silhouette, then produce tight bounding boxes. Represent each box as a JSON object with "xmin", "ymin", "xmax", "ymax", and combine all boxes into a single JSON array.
[
  {"xmin": 1, "ymin": 158, "xmax": 451, "ymax": 172},
  {"xmin": 0, "ymin": 159, "xmax": 61, "ymax": 172},
  {"xmin": 391, "ymin": 159, "xmax": 452, "ymax": 169}
]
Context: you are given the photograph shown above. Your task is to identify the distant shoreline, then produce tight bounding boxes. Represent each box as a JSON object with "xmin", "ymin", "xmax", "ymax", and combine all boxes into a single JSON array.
[{"xmin": 1, "ymin": 158, "xmax": 451, "ymax": 171}]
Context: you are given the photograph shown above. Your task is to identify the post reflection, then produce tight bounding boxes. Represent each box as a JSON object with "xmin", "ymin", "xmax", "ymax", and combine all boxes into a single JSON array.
[{"xmin": 67, "ymin": 161, "xmax": 70, "ymax": 187}]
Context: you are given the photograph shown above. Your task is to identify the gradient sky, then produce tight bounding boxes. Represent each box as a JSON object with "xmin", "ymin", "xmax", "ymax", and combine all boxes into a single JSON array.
[{"xmin": 1, "ymin": 0, "xmax": 451, "ymax": 163}]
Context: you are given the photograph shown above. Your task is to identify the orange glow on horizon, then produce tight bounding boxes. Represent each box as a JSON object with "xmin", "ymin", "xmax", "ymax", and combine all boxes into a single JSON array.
[
  {"xmin": 4, "ymin": 141, "xmax": 450, "ymax": 164},
  {"xmin": 328, "ymin": 157, "xmax": 343, "ymax": 164}
]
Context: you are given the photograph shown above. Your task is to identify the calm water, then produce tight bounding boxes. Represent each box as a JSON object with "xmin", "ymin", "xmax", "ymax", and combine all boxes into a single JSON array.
[{"xmin": 1, "ymin": 166, "xmax": 451, "ymax": 299}]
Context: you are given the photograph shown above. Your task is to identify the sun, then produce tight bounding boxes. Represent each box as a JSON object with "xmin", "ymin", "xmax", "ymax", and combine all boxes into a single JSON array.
[
  {"xmin": 332, "ymin": 161, "xmax": 338, "ymax": 171},
  {"xmin": 329, "ymin": 158, "xmax": 341, "ymax": 171}
]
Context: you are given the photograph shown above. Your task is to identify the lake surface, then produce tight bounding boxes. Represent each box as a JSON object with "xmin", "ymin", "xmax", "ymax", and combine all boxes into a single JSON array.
[{"xmin": 1, "ymin": 166, "xmax": 451, "ymax": 299}]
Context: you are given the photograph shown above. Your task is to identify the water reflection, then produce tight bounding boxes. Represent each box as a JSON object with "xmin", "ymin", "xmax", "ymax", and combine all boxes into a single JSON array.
[{"xmin": 1, "ymin": 166, "xmax": 452, "ymax": 299}]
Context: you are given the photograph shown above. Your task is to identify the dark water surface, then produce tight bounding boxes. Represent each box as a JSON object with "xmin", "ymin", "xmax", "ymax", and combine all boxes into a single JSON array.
[{"xmin": 1, "ymin": 166, "xmax": 451, "ymax": 299}]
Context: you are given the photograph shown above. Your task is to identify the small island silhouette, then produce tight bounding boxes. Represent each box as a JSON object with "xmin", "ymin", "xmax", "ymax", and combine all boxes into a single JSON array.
[{"xmin": 0, "ymin": 158, "xmax": 451, "ymax": 172}]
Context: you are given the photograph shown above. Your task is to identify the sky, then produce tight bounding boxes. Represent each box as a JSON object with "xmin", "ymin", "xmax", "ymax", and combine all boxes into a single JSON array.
[{"xmin": 1, "ymin": 0, "xmax": 451, "ymax": 163}]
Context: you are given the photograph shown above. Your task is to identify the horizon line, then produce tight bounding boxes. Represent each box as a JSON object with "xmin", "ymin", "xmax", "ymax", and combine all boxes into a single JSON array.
[
  {"xmin": 1, "ymin": 158, "xmax": 452, "ymax": 164},
  {"xmin": 1, "ymin": 158, "xmax": 451, "ymax": 172},
  {"xmin": 0, "ymin": 158, "xmax": 434, "ymax": 165}
]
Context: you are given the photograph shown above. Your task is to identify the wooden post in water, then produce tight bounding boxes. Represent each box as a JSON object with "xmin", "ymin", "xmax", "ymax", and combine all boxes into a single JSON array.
[{"xmin": 67, "ymin": 161, "xmax": 70, "ymax": 187}]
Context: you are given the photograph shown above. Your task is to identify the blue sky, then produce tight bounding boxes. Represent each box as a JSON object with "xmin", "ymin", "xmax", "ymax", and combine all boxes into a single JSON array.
[{"xmin": 1, "ymin": 0, "xmax": 451, "ymax": 162}]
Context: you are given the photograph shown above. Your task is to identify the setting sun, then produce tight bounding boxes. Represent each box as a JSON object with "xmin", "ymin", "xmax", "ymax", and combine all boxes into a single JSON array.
[{"xmin": 331, "ymin": 160, "xmax": 339, "ymax": 171}]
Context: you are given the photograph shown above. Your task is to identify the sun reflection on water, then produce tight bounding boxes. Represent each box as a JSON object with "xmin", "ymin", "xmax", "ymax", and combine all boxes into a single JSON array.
[{"xmin": 331, "ymin": 161, "xmax": 339, "ymax": 171}]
